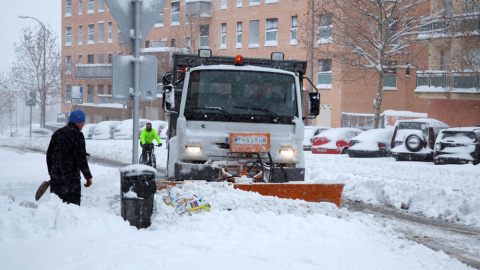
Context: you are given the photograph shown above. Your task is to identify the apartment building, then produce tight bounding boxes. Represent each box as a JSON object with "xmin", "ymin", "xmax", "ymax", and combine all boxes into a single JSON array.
[
  {"xmin": 414, "ymin": 0, "xmax": 480, "ymax": 127},
  {"xmin": 62, "ymin": 0, "xmax": 431, "ymax": 127}
]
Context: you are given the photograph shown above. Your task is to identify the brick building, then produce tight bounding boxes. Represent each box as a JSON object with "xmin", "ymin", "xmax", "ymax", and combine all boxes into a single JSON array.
[{"xmin": 61, "ymin": 0, "xmax": 443, "ymax": 127}]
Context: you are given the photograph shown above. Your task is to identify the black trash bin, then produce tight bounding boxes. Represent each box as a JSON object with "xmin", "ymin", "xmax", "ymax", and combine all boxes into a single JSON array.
[{"xmin": 120, "ymin": 165, "xmax": 157, "ymax": 229}]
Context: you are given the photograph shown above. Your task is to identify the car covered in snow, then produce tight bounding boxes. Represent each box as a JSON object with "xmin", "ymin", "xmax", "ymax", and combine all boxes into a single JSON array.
[
  {"xmin": 81, "ymin": 124, "xmax": 97, "ymax": 140},
  {"xmin": 303, "ymin": 126, "xmax": 330, "ymax": 151},
  {"xmin": 433, "ymin": 127, "xmax": 480, "ymax": 165},
  {"xmin": 159, "ymin": 123, "xmax": 169, "ymax": 139},
  {"xmin": 113, "ymin": 119, "xmax": 151, "ymax": 140},
  {"xmin": 390, "ymin": 118, "xmax": 449, "ymax": 161},
  {"xmin": 92, "ymin": 121, "xmax": 121, "ymax": 140},
  {"xmin": 311, "ymin": 127, "xmax": 363, "ymax": 154},
  {"xmin": 11, "ymin": 126, "xmax": 53, "ymax": 138},
  {"xmin": 348, "ymin": 128, "xmax": 394, "ymax": 158}
]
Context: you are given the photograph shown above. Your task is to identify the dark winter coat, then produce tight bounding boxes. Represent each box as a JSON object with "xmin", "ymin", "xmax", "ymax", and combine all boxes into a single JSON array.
[{"xmin": 47, "ymin": 122, "xmax": 92, "ymax": 181}]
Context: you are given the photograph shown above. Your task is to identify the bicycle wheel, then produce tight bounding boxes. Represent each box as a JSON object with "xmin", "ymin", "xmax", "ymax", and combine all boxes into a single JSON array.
[
  {"xmin": 152, "ymin": 154, "xmax": 156, "ymax": 168},
  {"xmin": 139, "ymin": 154, "xmax": 145, "ymax": 164}
]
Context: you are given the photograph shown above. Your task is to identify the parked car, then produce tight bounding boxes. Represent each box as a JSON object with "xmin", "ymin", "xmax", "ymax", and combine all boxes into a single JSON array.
[
  {"xmin": 11, "ymin": 126, "xmax": 53, "ymax": 138},
  {"xmin": 113, "ymin": 119, "xmax": 151, "ymax": 140},
  {"xmin": 348, "ymin": 128, "xmax": 394, "ymax": 158},
  {"xmin": 81, "ymin": 124, "xmax": 97, "ymax": 140},
  {"xmin": 390, "ymin": 118, "xmax": 449, "ymax": 161},
  {"xmin": 303, "ymin": 126, "xmax": 330, "ymax": 151},
  {"xmin": 92, "ymin": 121, "xmax": 121, "ymax": 140},
  {"xmin": 311, "ymin": 127, "xmax": 363, "ymax": 154},
  {"xmin": 434, "ymin": 127, "xmax": 480, "ymax": 165},
  {"xmin": 159, "ymin": 123, "xmax": 169, "ymax": 139}
]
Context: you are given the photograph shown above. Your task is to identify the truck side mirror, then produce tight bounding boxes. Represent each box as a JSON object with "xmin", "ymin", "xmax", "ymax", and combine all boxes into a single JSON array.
[
  {"xmin": 308, "ymin": 92, "xmax": 320, "ymax": 116},
  {"xmin": 162, "ymin": 84, "xmax": 175, "ymax": 112}
]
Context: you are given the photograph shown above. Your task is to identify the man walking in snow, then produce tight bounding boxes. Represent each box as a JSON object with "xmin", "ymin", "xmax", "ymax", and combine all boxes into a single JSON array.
[{"xmin": 46, "ymin": 110, "xmax": 93, "ymax": 206}]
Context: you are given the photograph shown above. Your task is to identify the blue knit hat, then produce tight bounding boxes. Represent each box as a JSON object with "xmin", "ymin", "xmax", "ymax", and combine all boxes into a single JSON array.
[{"xmin": 69, "ymin": 110, "xmax": 86, "ymax": 123}]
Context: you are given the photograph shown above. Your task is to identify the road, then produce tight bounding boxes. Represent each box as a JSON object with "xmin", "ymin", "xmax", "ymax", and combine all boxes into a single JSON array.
[{"xmin": 345, "ymin": 200, "xmax": 480, "ymax": 269}]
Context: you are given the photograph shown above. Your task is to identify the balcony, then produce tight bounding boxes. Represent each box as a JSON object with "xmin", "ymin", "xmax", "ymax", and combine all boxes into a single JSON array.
[
  {"xmin": 185, "ymin": 0, "xmax": 211, "ymax": 18},
  {"xmin": 75, "ymin": 64, "xmax": 113, "ymax": 80},
  {"xmin": 415, "ymin": 70, "xmax": 480, "ymax": 99}
]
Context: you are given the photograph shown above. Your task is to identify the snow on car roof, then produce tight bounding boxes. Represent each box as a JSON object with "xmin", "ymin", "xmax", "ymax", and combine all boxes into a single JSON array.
[
  {"xmin": 352, "ymin": 128, "xmax": 393, "ymax": 142},
  {"xmin": 441, "ymin": 127, "xmax": 480, "ymax": 132},
  {"xmin": 394, "ymin": 118, "xmax": 449, "ymax": 128},
  {"xmin": 314, "ymin": 127, "xmax": 362, "ymax": 140}
]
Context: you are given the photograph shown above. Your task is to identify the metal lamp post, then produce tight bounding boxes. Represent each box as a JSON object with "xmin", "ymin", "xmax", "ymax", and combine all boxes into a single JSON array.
[{"xmin": 19, "ymin": 15, "xmax": 47, "ymax": 128}]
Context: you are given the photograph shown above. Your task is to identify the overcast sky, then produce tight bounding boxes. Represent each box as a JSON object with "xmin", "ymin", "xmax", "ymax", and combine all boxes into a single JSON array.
[{"xmin": 0, "ymin": 0, "xmax": 61, "ymax": 73}]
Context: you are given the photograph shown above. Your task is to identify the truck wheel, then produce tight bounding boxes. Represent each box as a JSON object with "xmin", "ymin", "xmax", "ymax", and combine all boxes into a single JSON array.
[{"xmin": 405, "ymin": 134, "xmax": 424, "ymax": 153}]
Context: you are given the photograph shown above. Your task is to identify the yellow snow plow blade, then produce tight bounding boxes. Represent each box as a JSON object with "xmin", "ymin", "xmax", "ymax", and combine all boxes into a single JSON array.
[{"xmin": 156, "ymin": 181, "xmax": 344, "ymax": 208}]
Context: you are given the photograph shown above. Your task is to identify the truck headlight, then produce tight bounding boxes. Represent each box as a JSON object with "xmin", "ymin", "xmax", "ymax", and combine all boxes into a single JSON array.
[
  {"xmin": 279, "ymin": 149, "xmax": 294, "ymax": 157},
  {"xmin": 186, "ymin": 146, "xmax": 202, "ymax": 153}
]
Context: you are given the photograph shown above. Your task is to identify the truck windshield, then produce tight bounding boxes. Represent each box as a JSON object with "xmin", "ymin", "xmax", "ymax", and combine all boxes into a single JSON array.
[{"xmin": 184, "ymin": 70, "xmax": 298, "ymax": 124}]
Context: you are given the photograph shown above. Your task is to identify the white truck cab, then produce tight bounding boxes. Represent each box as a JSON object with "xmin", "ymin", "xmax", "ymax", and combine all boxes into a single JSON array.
[{"xmin": 162, "ymin": 50, "xmax": 320, "ymax": 182}]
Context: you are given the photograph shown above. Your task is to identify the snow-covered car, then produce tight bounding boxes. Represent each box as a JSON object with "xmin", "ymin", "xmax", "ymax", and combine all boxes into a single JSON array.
[
  {"xmin": 113, "ymin": 119, "xmax": 151, "ymax": 140},
  {"xmin": 303, "ymin": 126, "xmax": 330, "ymax": 151},
  {"xmin": 159, "ymin": 123, "xmax": 169, "ymax": 139},
  {"xmin": 348, "ymin": 128, "xmax": 394, "ymax": 158},
  {"xmin": 311, "ymin": 127, "xmax": 363, "ymax": 154},
  {"xmin": 92, "ymin": 121, "xmax": 121, "ymax": 140},
  {"xmin": 434, "ymin": 127, "xmax": 480, "ymax": 165},
  {"xmin": 151, "ymin": 120, "xmax": 168, "ymax": 136},
  {"xmin": 11, "ymin": 126, "xmax": 53, "ymax": 138},
  {"xmin": 81, "ymin": 124, "xmax": 97, "ymax": 140},
  {"xmin": 390, "ymin": 118, "xmax": 449, "ymax": 161}
]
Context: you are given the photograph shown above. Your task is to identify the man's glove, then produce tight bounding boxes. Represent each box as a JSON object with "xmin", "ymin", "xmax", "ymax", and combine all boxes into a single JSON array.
[
  {"xmin": 157, "ymin": 143, "xmax": 162, "ymax": 147},
  {"xmin": 85, "ymin": 179, "xmax": 92, "ymax": 187}
]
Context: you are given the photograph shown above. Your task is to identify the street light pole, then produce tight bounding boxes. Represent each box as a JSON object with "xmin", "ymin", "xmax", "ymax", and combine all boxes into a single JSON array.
[{"xmin": 19, "ymin": 16, "xmax": 47, "ymax": 128}]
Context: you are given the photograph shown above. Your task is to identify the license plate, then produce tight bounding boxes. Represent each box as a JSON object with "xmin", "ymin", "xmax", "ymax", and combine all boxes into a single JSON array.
[{"xmin": 230, "ymin": 133, "xmax": 270, "ymax": 153}]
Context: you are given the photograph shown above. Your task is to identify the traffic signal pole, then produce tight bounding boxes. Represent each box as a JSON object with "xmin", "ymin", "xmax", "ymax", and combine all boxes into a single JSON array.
[{"xmin": 132, "ymin": 0, "xmax": 141, "ymax": 164}]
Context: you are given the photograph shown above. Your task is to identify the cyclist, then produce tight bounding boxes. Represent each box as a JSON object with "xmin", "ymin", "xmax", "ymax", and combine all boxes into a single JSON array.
[{"xmin": 140, "ymin": 122, "xmax": 162, "ymax": 164}]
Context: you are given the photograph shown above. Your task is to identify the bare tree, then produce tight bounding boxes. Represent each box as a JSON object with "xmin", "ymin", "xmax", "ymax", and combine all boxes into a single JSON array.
[
  {"xmin": 310, "ymin": 0, "xmax": 445, "ymax": 128},
  {"xmin": 11, "ymin": 25, "xmax": 62, "ymax": 127},
  {"xmin": 0, "ymin": 72, "xmax": 16, "ymax": 122}
]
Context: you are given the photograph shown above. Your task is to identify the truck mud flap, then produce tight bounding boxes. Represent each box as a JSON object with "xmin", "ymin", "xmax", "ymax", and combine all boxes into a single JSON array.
[{"xmin": 174, "ymin": 162, "xmax": 219, "ymax": 181}]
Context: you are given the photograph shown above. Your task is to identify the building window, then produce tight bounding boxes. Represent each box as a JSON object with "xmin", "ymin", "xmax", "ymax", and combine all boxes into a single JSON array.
[
  {"xmin": 318, "ymin": 13, "xmax": 333, "ymax": 43},
  {"xmin": 384, "ymin": 61, "xmax": 397, "ymax": 90},
  {"xmin": 65, "ymin": 84, "xmax": 72, "ymax": 103},
  {"xmin": 386, "ymin": 23, "xmax": 398, "ymax": 45},
  {"xmin": 87, "ymin": 84, "xmax": 94, "ymax": 103},
  {"xmin": 88, "ymin": 24, "xmax": 94, "ymax": 44},
  {"xmin": 291, "ymin": 16, "xmax": 297, "ymax": 45},
  {"xmin": 266, "ymin": 0, "xmax": 278, "ymax": 3},
  {"xmin": 78, "ymin": 25, "xmax": 82, "ymax": 45},
  {"xmin": 98, "ymin": 54, "xmax": 104, "ymax": 64},
  {"xmin": 78, "ymin": 55, "xmax": 82, "ymax": 64},
  {"xmin": 265, "ymin": 18, "xmax": 278, "ymax": 46},
  {"xmin": 65, "ymin": 56, "xmax": 72, "ymax": 74},
  {"xmin": 199, "ymin": 25, "xmax": 209, "ymax": 48},
  {"xmin": 249, "ymin": 20, "xmax": 259, "ymax": 48},
  {"xmin": 237, "ymin": 0, "xmax": 242, "ymax": 7},
  {"xmin": 108, "ymin": 84, "xmax": 112, "ymax": 95},
  {"xmin": 108, "ymin": 22, "xmax": 112, "ymax": 43},
  {"xmin": 220, "ymin": 23, "xmax": 226, "ymax": 49},
  {"xmin": 317, "ymin": 59, "xmax": 332, "ymax": 88},
  {"xmin": 186, "ymin": 37, "xmax": 191, "ymax": 49},
  {"xmin": 465, "ymin": 0, "xmax": 480, "ymax": 13},
  {"xmin": 250, "ymin": 0, "xmax": 260, "ymax": 6},
  {"xmin": 88, "ymin": 0, "xmax": 94, "ymax": 14},
  {"xmin": 98, "ymin": 0, "xmax": 104, "ymax": 12},
  {"xmin": 171, "ymin": 2, "xmax": 180, "ymax": 25},
  {"xmin": 88, "ymin": 54, "xmax": 94, "ymax": 64},
  {"xmin": 221, "ymin": 0, "xmax": 227, "ymax": 9},
  {"xmin": 98, "ymin": 22, "xmax": 104, "ymax": 43},
  {"xmin": 145, "ymin": 40, "xmax": 150, "ymax": 48},
  {"xmin": 65, "ymin": 27, "xmax": 72, "ymax": 46},
  {"xmin": 155, "ymin": 12, "xmax": 164, "ymax": 27},
  {"xmin": 98, "ymin": 84, "xmax": 104, "ymax": 95},
  {"xmin": 108, "ymin": 53, "xmax": 112, "ymax": 64},
  {"xmin": 236, "ymin": 22, "xmax": 242, "ymax": 48},
  {"xmin": 66, "ymin": 0, "xmax": 72, "ymax": 17},
  {"xmin": 79, "ymin": 0, "xmax": 82, "ymax": 15},
  {"xmin": 170, "ymin": 39, "xmax": 176, "ymax": 47}
]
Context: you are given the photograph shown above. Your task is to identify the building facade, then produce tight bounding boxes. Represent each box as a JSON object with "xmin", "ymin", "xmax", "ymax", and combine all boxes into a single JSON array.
[
  {"xmin": 62, "ymin": 0, "xmax": 440, "ymax": 127},
  {"xmin": 414, "ymin": 0, "xmax": 480, "ymax": 127}
]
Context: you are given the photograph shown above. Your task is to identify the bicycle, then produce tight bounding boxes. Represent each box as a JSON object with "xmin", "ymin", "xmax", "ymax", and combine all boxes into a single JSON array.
[{"xmin": 139, "ymin": 143, "xmax": 160, "ymax": 168}]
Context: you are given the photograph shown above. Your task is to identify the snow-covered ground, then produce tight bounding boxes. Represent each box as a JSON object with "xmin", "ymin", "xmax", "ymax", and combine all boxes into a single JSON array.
[{"xmin": 0, "ymin": 137, "xmax": 478, "ymax": 269}]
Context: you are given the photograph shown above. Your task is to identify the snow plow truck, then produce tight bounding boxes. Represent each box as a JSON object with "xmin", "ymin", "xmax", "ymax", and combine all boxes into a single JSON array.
[{"xmin": 158, "ymin": 50, "xmax": 343, "ymax": 207}]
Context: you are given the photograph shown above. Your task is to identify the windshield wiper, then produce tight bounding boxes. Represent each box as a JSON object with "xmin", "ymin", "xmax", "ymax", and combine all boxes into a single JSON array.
[
  {"xmin": 233, "ymin": 106, "xmax": 280, "ymax": 122},
  {"xmin": 189, "ymin": 106, "xmax": 234, "ymax": 119}
]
